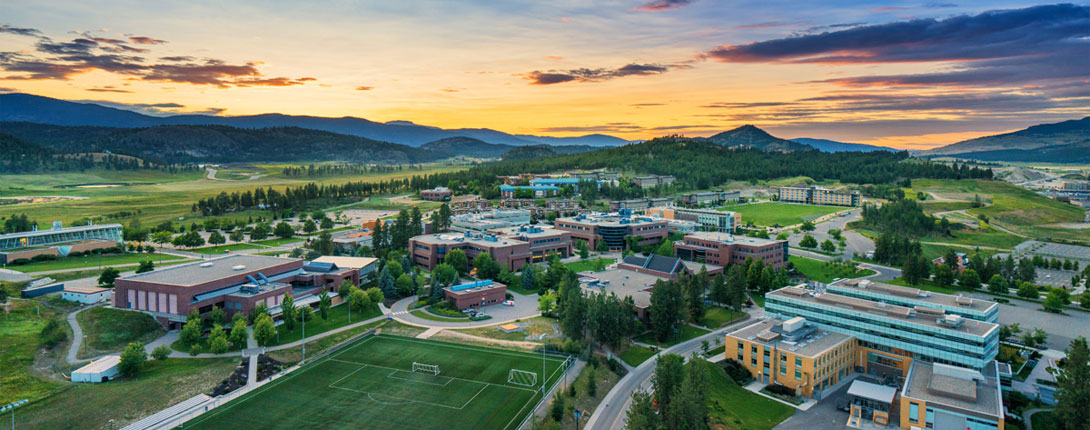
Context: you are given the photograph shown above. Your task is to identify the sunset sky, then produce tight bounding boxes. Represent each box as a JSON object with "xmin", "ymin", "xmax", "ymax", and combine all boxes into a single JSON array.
[{"xmin": 1, "ymin": 1, "xmax": 1087, "ymax": 149}]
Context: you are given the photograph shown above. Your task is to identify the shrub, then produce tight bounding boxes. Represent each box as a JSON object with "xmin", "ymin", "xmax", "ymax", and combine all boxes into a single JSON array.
[
  {"xmin": 119, "ymin": 341, "xmax": 147, "ymax": 377},
  {"xmin": 550, "ymin": 397, "xmax": 565, "ymax": 422},
  {"xmin": 765, "ymin": 383, "xmax": 796, "ymax": 397},
  {"xmin": 31, "ymin": 254, "xmax": 57, "ymax": 262},
  {"xmin": 10, "ymin": 259, "xmax": 30, "ymax": 265},
  {"xmin": 152, "ymin": 345, "xmax": 172, "ymax": 360},
  {"xmin": 39, "ymin": 319, "xmax": 68, "ymax": 348},
  {"xmin": 719, "ymin": 359, "xmax": 754, "ymax": 385}
]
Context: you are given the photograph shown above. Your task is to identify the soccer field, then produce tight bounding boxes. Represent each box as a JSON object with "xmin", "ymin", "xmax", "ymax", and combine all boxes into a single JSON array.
[{"xmin": 183, "ymin": 335, "xmax": 570, "ymax": 430}]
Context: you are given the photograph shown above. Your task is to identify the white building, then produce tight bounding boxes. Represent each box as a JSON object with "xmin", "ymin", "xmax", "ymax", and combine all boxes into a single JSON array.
[
  {"xmin": 72, "ymin": 355, "xmax": 120, "ymax": 383},
  {"xmin": 450, "ymin": 209, "xmax": 532, "ymax": 232},
  {"xmin": 62, "ymin": 285, "xmax": 111, "ymax": 304}
]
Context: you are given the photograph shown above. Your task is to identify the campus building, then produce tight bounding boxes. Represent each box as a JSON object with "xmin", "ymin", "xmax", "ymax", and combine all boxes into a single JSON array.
[
  {"xmin": 901, "ymin": 361, "xmax": 1005, "ymax": 430},
  {"xmin": 421, "ymin": 187, "xmax": 453, "ymax": 201},
  {"xmin": 443, "ymin": 279, "xmax": 507, "ymax": 310},
  {"xmin": 579, "ymin": 254, "xmax": 720, "ymax": 320},
  {"xmin": 500, "ymin": 199, "xmax": 581, "ymax": 216},
  {"xmin": 828, "ymin": 278, "xmax": 999, "ymax": 323},
  {"xmin": 674, "ymin": 232, "xmax": 788, "ymax": 269},
  {"xmin": 727, "ymin": 317, "xmax": 857, "ymax": 399},
  {"xmin": 409, "ymin": 225, "xmax": 572, "ymax": 271},
  {"xmin": 500, "ymin": 184, "xmax": 559, "ymax": 199},
  {"xmin": 0, "ymin": 222, "xmax": 123, "ymax": 264},
  {"xmin": 114, "ymin": 255, "xmax": 360, "ymax": 328},
  {"xmin": 449, "ymin": 209, "xmax": 531, "ymax": 232},
  {"xmin": 633, "ymin": 175, "xmax": 675, "ymax": 188},
  {"xmin": 608, "ymin": 198, "xmax": 672, "ymax": 211},
  {"xmin": 555, "ymin": 211, "xmax": 668, "ymax": 251},
  {"xmin": 679, "ymin": 190, "xmax": 741, "ymax": 206},
  {"xmin": 530, "ymin": 177, "xmax": 593, "ymax": 191},
  {"xmin": 778, "ymin": 186, "xmax": 861, "ymax": 207},
  {"xmin": 669, "ymin": 208, "xmax": 741, "ymax": 232}
]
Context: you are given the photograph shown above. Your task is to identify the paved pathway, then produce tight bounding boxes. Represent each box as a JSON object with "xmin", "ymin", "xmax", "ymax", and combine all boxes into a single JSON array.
[
  {"xmin": 389, "ymin": 292, "xmax": 542, "ymax": 329},
  {"xmin": 1023, "ymin": 408, "xmax": 1051, "ymax": 430},
  {"xmin": 416, "ymin": 327, "xmax": 442, "ymax": 339},
  {"xmin": 65, "ymin": 303, "xmax": 105, "ymax": 365}
]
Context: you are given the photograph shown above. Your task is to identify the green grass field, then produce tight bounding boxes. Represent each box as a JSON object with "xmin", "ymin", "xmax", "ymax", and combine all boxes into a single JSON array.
[
  {"xmin": 619, "ymin": 344, "xmax": 659, "ymax": 367},
  {"xmin": 635, "ymin": 324, "xmax": 711, "ymax": 347},
  {"xmin": 564, "ymin": 257, "xmax": 613, "ymax": 273},
  {"xmin": 0, "ymin": 299, "xmax": 62, "ymax": 405},
  {"xmin": 789, "ymin": 256, "xmax": 875, "ymax": 283},
  {"xmin": 4, "ymin": 252, "xmax": 186, "ymax": 273},
  {"xmin": 702, "ymin": 360, "xmax": 795, "ymax": 430},
  {"xmin": 719, "ymin": 202, "xmax": 844, "ymax": 227},
  {"xmin": 695, "ymin": 306, "xmax": 746, "ymax": 329},
  {"xmin": 270, "ymin": 303, "xmax": 383, "ymax": 346},
  {"xmin": 253, "ymin": 237, "xmax": 304, "ymax": 247},
  {"xmin": 184, "ymin": 335, "xmax": 568, "ymax": 430},
  {"xmin": 76, "ymin": 307, "xmax": 165, "ymax": 359},
  {"xmin": 189, "ymin": 243, "xmax": 262, "ymax": 255}
]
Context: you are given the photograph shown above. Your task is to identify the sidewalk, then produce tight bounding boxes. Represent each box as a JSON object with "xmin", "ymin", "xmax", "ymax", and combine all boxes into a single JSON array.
[{"xmin": 743, "ymin": 381, "xmax": 818, "ymax": 411}]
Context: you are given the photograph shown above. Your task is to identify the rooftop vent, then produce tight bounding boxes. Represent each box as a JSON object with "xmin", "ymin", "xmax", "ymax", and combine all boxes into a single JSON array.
[
  {"xmin": 938, "ymin": 314, "xmax": 964, "ymax": 328},
  {"xmin": 232, "ymin": 265, "xmax": 246, "ymax": 271}
]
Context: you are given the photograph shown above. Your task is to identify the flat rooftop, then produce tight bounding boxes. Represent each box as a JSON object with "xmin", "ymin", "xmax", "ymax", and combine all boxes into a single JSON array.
[
  {"xmin": 488, "ymin": 225, "xmax": 568, "ymax": 239},
  {"xmin": 579, "ymin": 267, "xmax": 662, "ymax": 308},
  {"xmin": 311, "ymin": 256, "xmax": 378, "ymax": 269},
  {"xmin": 903, "ymin": 361, "xmax": 1002, "ymax": 419},
  {"xmin": 768, "ymin": 286, "xmax": 998, "ymax": 337},
  {"xmin": 557, "ymin": 213, "xmax": 666, "ymax": 228},
  {"xmin": 727, "ymin": 318, "xmax": 852, "ymax": 358},
  {"xmin": 444, "ymin": 280, "xmax": 506, "ymax": 296},
  {"xmin": 683, "ymin": 231, "xmax": 784, "ymax": 247},
  {"xmin": 121, "ymin": 254, "xmax": 297, "ymax": 287},
  {"xmin": 0, "ymin": 223, "xmax": 123, "ymax": 241},
  {"xmin": 412, "ymin": 232, "xmax": 524, "ymax": 247},
  {"xmin": 831, "ymin": 279, "xmax": 998, "ymax": 314}
]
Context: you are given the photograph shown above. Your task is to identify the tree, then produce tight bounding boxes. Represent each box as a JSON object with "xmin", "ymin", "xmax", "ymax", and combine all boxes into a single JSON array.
[
  {"xmin": 958, "ymin": 268, "xmax": 981, "ymax": 290},
  {"xmin": 253, "ymin": 314, "xmax": 276, "ymax": 347},
  {"xmin": 685, "ymin": 267, "xmax": 708, "ymax": 323},
  {"xmin": 1022, "ymin": 328, "xmax": 1048, "ymax": 348},
  {"xmin": 596, "ymin": 239, "xmax": 608, "ymax": 253},
  {"xmin": 378, "ymin": 266, "xmax": 397, "ymax": 298},
  {"xmin": 303, "ymin": 219, "xmax": 318, "ymax": 234},
  {"xmin": 229, "ymin": 229, "xmax": 245, "ymax": 243},
  {"xmin": 538, "ymin": 291, "xmax": 557, "ymax": 314},
  {"xmin": 799, "ymin": 234, "xmax": 817, "ymax": 249},
  {"xmin": 209, "ymin": 306, "xmax": 227, "ymax": 325},
  {"xmin": 473, "ymin": 252, "xmax": 501, "ymax": 280},
  {"xmin": 998, "ymin": 323, "xmax": 1020, "ymax": 342},
  {"xmin": 119, "ymin": 341, "xmax": 147, "ymax": 377},
  {"xmin": 1055, "ymin": 337, "xmax": 1090, "ymax": 430},
  {"xmin": 577, "ymin": 240, "xmax": 590, "ymax": 260},
  {"xmin": 320, "ymin": 217, "xmax": 334, "ymax": 230},
  {"xmin": 396, "ymin": 273, "xmax": 415, "ymax": 297},
  {"xmin": 800, "ymin": 220, "xmax": 815, "ymax": 231},
  {"xmin": 987, "ymin": 274, "xmax": 1006, "ymax": 295},
  {"xmin": 934, "ymin": 264, "xmax": 955, "ymax": 287},
  {"xmin": 652, "ymin": 354, "xmax": 686, "ymax": 414},
  {"xmin": 152, "ymin": 230, "xmax": 173, "ymax": 254},
  {"xmin": 312, "ymin": 232, "xmax": 334, "ymax": 256},
  {"xmin": 1044, "ymin": 289, "xmax": 1066, "ymax": 313},
  {"xmin": 710, "ymin": 273, "xmax": 729, "ymax": 306},
  {"xmin": 181, "ymin": 318, "xmax": 202, "ymax": 346},
  {"xmin": 297, "ymin": 305, "xmax": 313, "ymax": 324},
  {"xmin": 135, "ymin": 260, "xmax": 155, "ymax": 274},
  {"xmin": 209, "ymin": 325, "xmax": 229, "ymax": 354},
  {"xmin": 521, "ymin": 263, "xmax": 537, "ymax": 293},
  {"xmin": 318, "ymin": 292, "xmax": 331, "ymax": 320},
  {"xmin": 274, "ymin": 222, "xmax": 294, "ymax": 238},
  {"xmin": 433, "ymin": 262, "xmax": 458, "ymax": 288},
  {"xmin": 349, "ymin": 288, "xmax": 371, "ymax": 313},
  {"xmin": 444, "ymin": 249, "xmax": 468, "ymax": 276},
  {"xmin": 1017, "ymin": 282, "xmax": 1039, "ymax": 299},
  {"xmin": 624, "ymin": 390, "xmax": 662, "ymax": 430},
  {"xmin": 250, "ymin": 223, "xmax": 270, "ymax": 241},
  {"xmin": 152, "ymin": 344, "xmax": 172, "ymax": 361},
  {"xmin": 559, "ymin": 281, "xmax": 587, "ymax": 340},
  {"xmin": 820, "ymin": 239, "xmax": 836, "ymax": 253},
  {"xmin": 281, "ymin": 294, "xmax": 296, "ymax": 331},
  {"xmin": 649, "ymin": 279, "xmax": 684, "ymax": 341},
  {"xmin": 208, "ymin": 231, "xmax": 226, "ymax": 250},
  {"xmin": 98, "ymin": 267, "xmax": 121, "ymax": 287},
  {"xmin": 229, "ymin": 316, "xmax": 248, "ymax": 347},
  {"xmin": 1018, "ymin": 257, "xmax": 1037, "ymax": 283},
  {"xmin": 365, "ymin": 287, "xmax": 384, "ymax": 304},
  {"xmin": 726, "ymin": 264, "xmax": 748, "ymax": 312}
]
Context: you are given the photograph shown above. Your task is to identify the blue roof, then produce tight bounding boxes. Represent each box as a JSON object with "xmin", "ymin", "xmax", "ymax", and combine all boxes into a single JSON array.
[{"xmin": 450, "ymin": 279, "xmax": 493, "ymax": 291}]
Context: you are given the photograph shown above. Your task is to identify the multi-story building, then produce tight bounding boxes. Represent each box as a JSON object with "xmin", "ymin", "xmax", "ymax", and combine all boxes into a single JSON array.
[
  {"xmin": 555, "ymin": 211, "xmax": 668, "ymax": 251},
  {"xmin": 449, "ymin": 209, "xmax": 532, "ymax": 232},
  {"xmin": 609, "ymin": 198, "xmax": 672, "ymax": 211},
  {"xmin": 670, "ymin": 208, "xmax": 741, "ymax": 232},
  {"xmin": 0, "ymin": 222, "xmax": 123, "ymax": 264},
  {"xmin": 421, "ymin": 187, "xmax": 453, "ymax": 201},
  {"xmin": 114, "ymin": 255, "xmax": 360, "ymax": 328},
  {"xmin": 765, "ymin": 283, "xmax": 1000, "ymax": 373},
  {"xmin": 450, "ymin": 198, "xmax": 491, "ymax": 214},
  {"xmin": 679, "ymin": 190, "xmax": 741, "ymax": 206},
  {"xmin": 530, "ymin": 177, "xmax": 592, "ymax": 191},
  {"xmin": 579, "ymin": 254, "xmax": 719, "ymax": 320},
  {"xmin": 632, "ymin": 175, "xmax": 675, "ymax": 188},
  {"xmin": 500, "ymin": 184, "xmax": 560, "ymax": 199},
  {"xmin": 409, "ymin": 225, "xmax": 572, "ymax": 270},
  {"xmin": 900, "ymin": 361, "xmax": 1005, "ymax": 430},
  {"xmin": 828, "ymin": 279, "xmax": 999, "ymax": 323},
  {"xmin": 674, "ymin": 232, "xmax": 788, "ymax": 269},
  {"xmin": 778, "ymin": 186, "xmax": 860, "ymax": 207},
  {"xmin": 570, "ymin": 171, "xmax": 619, "ymax": 183},
  {"xmin": 727, "ymin": 317, "xmax": 857, "ymax": 398}
]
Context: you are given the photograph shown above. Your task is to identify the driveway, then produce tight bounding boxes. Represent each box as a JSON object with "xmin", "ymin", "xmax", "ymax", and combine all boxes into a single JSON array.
[
  {"xmin": 785, "ymin": 209, "xmax": 873, "ymax": 260},
  {"xmin": 389, "ymin": 291, "xmax": 542, "ymax": 328}
]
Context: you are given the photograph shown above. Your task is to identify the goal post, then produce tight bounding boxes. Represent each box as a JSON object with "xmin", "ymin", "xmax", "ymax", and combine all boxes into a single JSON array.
[
  {"xmin": 507, "ymin": 369, "xmax": 538, "ymax": 387},
  {"xmin": 412, "ymin": 362, "xmax": 440, "ymax": 376}
]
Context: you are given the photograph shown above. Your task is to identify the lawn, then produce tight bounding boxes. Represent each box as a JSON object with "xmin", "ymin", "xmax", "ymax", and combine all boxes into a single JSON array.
[
  {"xmin": 564, "ymin": 257, "xmax": 614, "ymax": 273},
  {"xmin": 885, "ymin": 277, "xmax": 961, "ymax": 295},
  {"xmin": 76, "ymin": 307, "xmax": 165, "ymax": 359},
  {"xmin": 14, "ymin": 357, "xmax": 238, "ymax": 429},
  {"xmin": 5, "ymin": 252, "xmax": 185, "ymax": 273},
  {"xmin": 0, "ymin": 299, "xmax": 63, "ymax": 405},
  {"xmin": 410, "ymin": 308, "xmax": 470, "ymax": 322},
  {"xmin": 184, "ymin": 335, "xmax": 569, "ymax": 430},
  {"xmin": 1030, "ymin": 410, "xmax": 1060, "ymax": 430},
  {"xmin": 789, "ymin": 256, "xmax": 876, "ymax": 283},
  {"xmin": 189, "ymin": 243, "xmax": 262, "ymax": 255},
  {"xmin": 270, "ymin": 303, "xmax": 383, "ymax": 346},
  {"xmin": 696, "ymin": 306, "xmax": 746, "ymax": 329},
  {"xmin": 635, "ymin": 324, "xmax": 711, "ymax": 348},
  {"xmin": 455, "ymin": 317, "xmax": 558, "ymax": 342},
  {"xmin": 751, "ymin": 294, "xmax": 766, "ymax": 308},
  {"xmin": 619, "ymin": 344, "xmax": 659, "ymax": 367},
  {"xmin": 252, "ymin": 237, "xmax": 304, "ymax": 247},
  {"xmin": 702, "ymin": 360, "xmax": 795, "ymax": 430},
  {"xmin": 719, "ymin": 202, "xmax": 844, "ymax": 227}
]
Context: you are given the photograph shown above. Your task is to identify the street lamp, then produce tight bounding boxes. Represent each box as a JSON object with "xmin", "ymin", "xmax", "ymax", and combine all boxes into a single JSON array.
[{"xmin": 1, "ymin": 399, "xmax": 28, "ymax": 430}]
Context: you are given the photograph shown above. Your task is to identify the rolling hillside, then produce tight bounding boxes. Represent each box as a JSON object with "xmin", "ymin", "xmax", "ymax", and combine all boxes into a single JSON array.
[
  {"xmin": 705, "ymin": 125, "xmax": 812, "ymax": 151},
  {"xmin": 923, "ymin": 117, "xmax": 1089, "ymax": 161},
  {"xmin": 791, "ymin": 138, "xmax": 895, "ymax": 153}
]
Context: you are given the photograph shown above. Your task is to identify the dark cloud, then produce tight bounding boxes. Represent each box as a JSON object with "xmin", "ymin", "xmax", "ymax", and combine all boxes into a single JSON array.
[
  {"xmin": 538, "ymin": 122, "xmax": 716, "ymax": 133},
  {"xmin": 633, "ymin": 0, "xmax": 693, "ymax": 12},
  {"xmin": 355, "ymin": 86, "xmax": 374, "ymax": 91},
  {"xmin": 77, "ymin": 100, "xmax": 225, "ymax": 116},
  {"xmin": 86, "ymin": 86, "xmax": 133, "ymax": 93},
  {"xmin": 0, "ymin": 25, "xmax": 41, "ymax": 36},
  {"xmin": 734, "ymin": 21, "xmax": 806, "ymax": 30},
  {"xmin": 526, "ymin": 63, "xmax": 669, "ymax": 85},
  {"xmin": 702, "ymin": 102, "xmax": 794, "ymax": 109},
  {"xmin": 0, "ymin": 29, "xmax": 316, "ymax": 88},
  {"xmin": 631, "ymin": 103, "xmax": 665, "ymax": 107}
]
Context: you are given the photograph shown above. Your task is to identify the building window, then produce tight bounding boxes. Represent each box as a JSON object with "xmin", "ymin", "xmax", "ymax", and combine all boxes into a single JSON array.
[
  {"xmin": 908, "ymin": 403, "xmax": 919, "ymax": 424},
  {"xmin": 780, "ymin": 365, "xmax": 786, "ymax": 376},
  {"xmin": 795, "ymin": 369, "xmax": 802, "ymax": 380},
  {"xmin": 795, "ymin": 357, "xmax": 802, "ymax": 367}
]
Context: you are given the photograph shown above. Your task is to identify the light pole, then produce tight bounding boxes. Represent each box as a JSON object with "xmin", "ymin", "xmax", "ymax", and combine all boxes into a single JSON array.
[
  {"xmin": 2, "ymin": 399, "xmax": 28, "ymax": 430},
  {"xmin": 301, "ymin": 308, "xmax": 306, "ymax": 362}
]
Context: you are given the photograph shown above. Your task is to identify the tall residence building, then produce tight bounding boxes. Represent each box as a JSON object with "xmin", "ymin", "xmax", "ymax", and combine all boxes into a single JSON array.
[
  {"xmin": 114, "ymin": 255, "xmax": 360, "ymax": 329},
  {"xmin": 668, "ymin": 208, "xmax": 741, "ymax": 232},
  {"xmin": 408, "ymin": 225, "xmax": 572, "ymax": 271},
  {"xmin": 729, "ymin": 279, "xmax": 1003, "ymax": 429},
  {"xmin": 778, "ymin": 186, "xmax": 861, "ymax": 207},
  {"xmin": 679, "ymin": 190, "xmax": 741, "ymax": 206},
  {"xmin": 673, "ymin": 232, "xmax": 788, "ymax": 269},
  {"xmin": 0, "ymin": 222, "xmax": 123, "ymax": 264},
  {"xmin": 555, "ymin": 211, "xmax": 668, "ymax": 251}
]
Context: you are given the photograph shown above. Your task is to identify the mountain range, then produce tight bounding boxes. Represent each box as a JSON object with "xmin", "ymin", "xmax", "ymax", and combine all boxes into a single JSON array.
[
  {"xmin": 921, "ymin": 117, "xmax": 1090, "ymax": 162},
  {"xmin": 789, "ymin": 138, "xmax": 896, "ymax": 153},
  {"xmin": 0, "ymin": 93, "xmax": 629, "ymax": 148}
]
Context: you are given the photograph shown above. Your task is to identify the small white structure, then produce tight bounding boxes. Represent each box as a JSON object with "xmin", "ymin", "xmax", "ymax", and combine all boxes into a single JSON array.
[
  {"xmin": 62, "ymin": 285, "xmax": 111, "ymax": 304},
  {"xmin": 72, "ymin": 355, "xmax": 120, "ymax": 383}
]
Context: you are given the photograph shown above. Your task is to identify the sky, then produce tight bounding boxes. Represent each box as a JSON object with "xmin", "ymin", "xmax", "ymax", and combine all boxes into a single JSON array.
[{"xmin": 0, "ymin": 0, "xmax": 1087, "ymax": 149}]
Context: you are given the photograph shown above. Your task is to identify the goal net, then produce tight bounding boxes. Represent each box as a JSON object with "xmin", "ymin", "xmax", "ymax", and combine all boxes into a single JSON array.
[
  {"xmin": 412, "ymin": 362, "xmax": 440, "ymax": 376},
  {"xmin": 507, "ymin": 369, "xmax": 538, "ymax": 387}
]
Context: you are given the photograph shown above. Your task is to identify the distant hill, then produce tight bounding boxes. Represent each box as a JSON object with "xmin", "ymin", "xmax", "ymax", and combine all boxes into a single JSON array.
[
  {"xmin": 502, "ymin": 145, "xmax": 558, "ymax": 161},
  {"xmin": 419, "ymin": 136, "xmax": 516, "ymax": 159},
  {"xmin": 0, "ymin": 122, "xmax": 438, "ymax": 164},
  {"xmin": 924, "ymin": 117, "xmax": 1090, "ymax": 160},
  {"xmin": 791, "ymin": 137, "xmax": 895, "ymax": 153},
  {"xmin": 705, "ymin": 125, "xmax": 811, "ymax": 151},
  {"xmin": 0, "ymin": 93, "xmax": 625, "ymax": 148},
  {"xmin": 933, "ymin": 143, "xmax": 1090, "ymax": 163}
]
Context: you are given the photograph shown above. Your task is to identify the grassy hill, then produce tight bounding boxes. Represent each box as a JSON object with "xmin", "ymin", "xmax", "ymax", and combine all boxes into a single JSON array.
[
  {"xmin": 924, "ymin": 117, "xmax": 1089, "ymax": 161},
  {"xmin": 706, "ymin": 125, "xmax": 811, "ymax": 152}
]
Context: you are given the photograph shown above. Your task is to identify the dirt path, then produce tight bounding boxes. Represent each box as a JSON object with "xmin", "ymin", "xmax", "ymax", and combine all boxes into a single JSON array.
[{"xmin": 431, "ymin": 329, "xmax": 541, "ymax": 350}]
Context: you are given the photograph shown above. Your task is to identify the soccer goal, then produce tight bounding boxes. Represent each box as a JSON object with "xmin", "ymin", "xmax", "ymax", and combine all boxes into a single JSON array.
[
  {"xmin": 412, "ymin": 362, "xmax": 440, "ymax": 376},
  {"xmin": 507, "ymin": 369, "xmax": 538, "ymax": 387}
]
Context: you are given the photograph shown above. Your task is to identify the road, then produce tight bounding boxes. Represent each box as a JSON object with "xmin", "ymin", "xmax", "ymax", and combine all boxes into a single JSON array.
[
  {"xmin": 585, "ymin": 307, "xmax": 765, "ymax": 430},
  {"xmin": 784, "ymin": 209, "xmax": 874, "ymax": 260}
]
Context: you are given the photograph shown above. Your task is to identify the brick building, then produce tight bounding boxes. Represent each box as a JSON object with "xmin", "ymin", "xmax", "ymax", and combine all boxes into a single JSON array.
[
  {"xmin": 421, "ymin": 187, "xmax": 453, "ymax": 201},
  {"xmin": 555, "ymin": 211, "xmax": 668, "ymax": 251},
  {"xmin": 674, "ymin": 231, "xmax": 788, "ymax": 269},
  {"xmin": 409, "ymin": 225, "xmax": 572, "ymax": 271},
  {"xmin": 443, "ymin": 279, "xmax": 507, "ymax": 310},
  {"xmin": 778, "ymin": 186, "xmax": 860, "ymax": 207}
]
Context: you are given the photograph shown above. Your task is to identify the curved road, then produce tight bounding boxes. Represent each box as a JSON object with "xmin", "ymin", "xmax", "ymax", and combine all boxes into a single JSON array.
[{"xmin": 388, "ymin": 291, "xmax": 542, "ymax": 329}]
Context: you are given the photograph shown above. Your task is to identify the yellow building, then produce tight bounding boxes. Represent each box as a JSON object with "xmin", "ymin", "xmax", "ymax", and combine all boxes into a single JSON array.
[
  {"xmin": 900, "ymin": 362, "xmax": 1005, "ymax": 430},
  {"xmin": 726, "ymin": 317, "xmax": 856, "ymax": 399}
]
